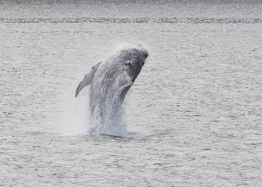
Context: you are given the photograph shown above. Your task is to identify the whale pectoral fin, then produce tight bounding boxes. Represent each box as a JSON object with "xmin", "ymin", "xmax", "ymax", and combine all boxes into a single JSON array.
[
  {"xmin": 75, "ymin": 73, "xmax": 93, "ymax": 97},
  {"xmin": 75, "ymin": 62, "xmax": 102, "ymax": 97}
]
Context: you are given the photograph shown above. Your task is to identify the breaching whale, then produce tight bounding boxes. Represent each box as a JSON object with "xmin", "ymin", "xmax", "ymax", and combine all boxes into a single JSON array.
[{"xmin": 75, "ymin": 44, "xmax": 149, "ymax": 136}]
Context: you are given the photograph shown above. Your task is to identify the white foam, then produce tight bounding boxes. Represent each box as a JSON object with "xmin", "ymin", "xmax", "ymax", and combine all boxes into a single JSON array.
[
  {"xmin": 61, "ymin": 83, "xmax": 128, "ymax": 137},
  {"xmin": 89, "ymin": 118, "xmax": 127, "ymax": 137},
  {"xmin": 62, "ymin": 86, "xmax": 91, "ymax": 136},
  {"xmin": 88, "ymin": 80, "xmax": 130, "ymax": 137}
]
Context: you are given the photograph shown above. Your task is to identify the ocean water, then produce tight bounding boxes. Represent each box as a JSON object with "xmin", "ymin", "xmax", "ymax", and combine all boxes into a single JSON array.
[{"xmin": 1, "ymin": 1, "xmax": 262, "ymax": 186}]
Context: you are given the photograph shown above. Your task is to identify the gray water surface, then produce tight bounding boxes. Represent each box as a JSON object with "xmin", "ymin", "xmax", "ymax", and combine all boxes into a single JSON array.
[{"xmin": 1, "ymin": 1, "xmax": 262, "ymax": 186}]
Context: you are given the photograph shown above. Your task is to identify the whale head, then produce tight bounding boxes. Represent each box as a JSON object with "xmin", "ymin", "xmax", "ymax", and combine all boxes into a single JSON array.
[
  {"xmin": 75, "ymin": 44, "xmax": 148, "ymax": 98},
  {"xmin": 118, "ymin": 44, "xmax": 149, "ymax": 82}
]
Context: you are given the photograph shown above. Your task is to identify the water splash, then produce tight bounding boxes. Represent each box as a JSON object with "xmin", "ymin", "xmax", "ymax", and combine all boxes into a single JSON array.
[
  {"xmin": 62, "ymin": 83, "xmax": 128, "ymax": 137},
  {"xmin": 63, "ymin": 86, "xmax": 91, "ymax": 136},
  {"xmin": 88, "ymin": 76, "xmax": 131, "ymax": 137}
]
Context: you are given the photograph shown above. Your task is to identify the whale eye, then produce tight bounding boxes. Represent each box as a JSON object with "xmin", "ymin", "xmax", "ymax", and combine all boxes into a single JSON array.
[{"xmin": 126, "ymin": 61, "xmax": 131, "ymax": 66}]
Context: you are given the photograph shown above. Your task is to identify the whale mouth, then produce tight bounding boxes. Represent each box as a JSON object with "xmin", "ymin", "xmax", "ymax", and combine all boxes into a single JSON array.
[
  {"xmin": 136, "ymin": 44, "xmax": 148, "ymax": 59},
  {"xmin": 141, "ymin": 48, "xmax": 149, "ymax": 60},
  {"xmin": 143, "ymin": 52, "xmax": 148, "ymax": 59}
]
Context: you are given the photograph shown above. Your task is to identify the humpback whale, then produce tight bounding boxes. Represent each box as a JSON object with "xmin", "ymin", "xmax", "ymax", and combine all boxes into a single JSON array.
[{"xmin": 75, "ymin": 44, "xmax": 148, "ymax": 136}]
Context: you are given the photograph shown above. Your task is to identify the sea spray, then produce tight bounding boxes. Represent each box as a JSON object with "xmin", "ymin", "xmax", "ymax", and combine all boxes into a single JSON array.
[
  {"xmin": 63, "ymin": 86, "xmax": 91, "ymax": 136},
  {"xmin": 88, "ymin": 77, "xmax": 131, "ymax": 136},
  {"xmin": 62, "ymin": 82, "xmax": 128, "ymax": 136}
]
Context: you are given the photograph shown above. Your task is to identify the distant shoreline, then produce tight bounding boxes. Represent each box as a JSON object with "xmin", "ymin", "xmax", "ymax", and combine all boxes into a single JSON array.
[{"xmin": 1, "ymin": 17, "xmax": 262, "ymax": 24}]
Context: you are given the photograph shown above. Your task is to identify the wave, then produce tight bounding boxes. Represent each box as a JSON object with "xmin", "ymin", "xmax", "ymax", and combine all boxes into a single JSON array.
[{"xmin": 0, "ymin": 17, "xmax": 261, "ymax": 24}]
